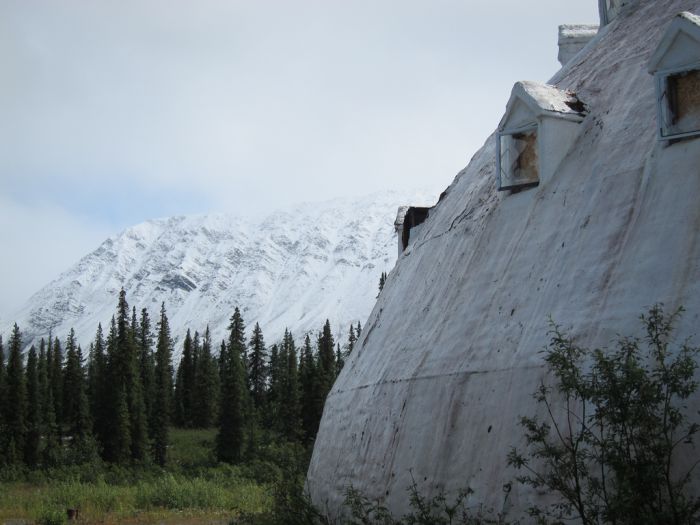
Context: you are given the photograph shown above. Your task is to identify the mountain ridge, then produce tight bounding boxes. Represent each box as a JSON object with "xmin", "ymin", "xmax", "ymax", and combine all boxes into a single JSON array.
[{"xmin": 4, "ymin": 189, "xmax": 436, "ymax": 357}]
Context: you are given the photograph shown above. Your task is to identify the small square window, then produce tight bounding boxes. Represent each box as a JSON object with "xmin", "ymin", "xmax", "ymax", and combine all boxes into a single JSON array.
[
  {"xmin": 659, "ymin": 68, "xmax": 700, "ymax": 139},
  {"xmin": 648, "ymin": 12, "xmax": 700, "ymax": 141},
  {"xmin": 497, "ymin": 127, "xmax": 539, "ymax": 191}
]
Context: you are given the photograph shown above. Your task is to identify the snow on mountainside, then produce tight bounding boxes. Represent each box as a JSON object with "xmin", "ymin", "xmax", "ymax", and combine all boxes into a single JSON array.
[{"xmin": 4, "ymin": 190, "xmax": 435, "ymax": 356}]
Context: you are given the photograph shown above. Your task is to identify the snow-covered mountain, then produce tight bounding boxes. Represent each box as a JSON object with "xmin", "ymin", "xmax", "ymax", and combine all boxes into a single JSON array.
[{"xmin": 4, "ymin": 190, "xmax": 435, "ymax": 356}]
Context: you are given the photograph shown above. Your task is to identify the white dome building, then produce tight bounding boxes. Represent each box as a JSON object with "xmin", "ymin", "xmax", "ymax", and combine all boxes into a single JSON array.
[{"xmin": 307, "ymin": 0, "xmax": 700, "ymax": 519}]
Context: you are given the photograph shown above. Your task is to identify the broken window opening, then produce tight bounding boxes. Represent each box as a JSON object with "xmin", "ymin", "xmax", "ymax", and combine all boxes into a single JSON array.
[
  {"xmin": 658, "ymin": 68, "xmax": 700, "ymax": 139},
  {"xmin": 401, "ymin": 207, "xmax": 430, "ymax": 251},
  {"xmin": 497, "ymin": 125, "xmax": 540, "ymax": 192}
]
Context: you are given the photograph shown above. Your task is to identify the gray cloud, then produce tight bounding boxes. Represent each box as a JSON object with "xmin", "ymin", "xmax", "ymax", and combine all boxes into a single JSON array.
[{"xmin": 0, "ymin": 0, "xmax": 598, "ymax": 316}]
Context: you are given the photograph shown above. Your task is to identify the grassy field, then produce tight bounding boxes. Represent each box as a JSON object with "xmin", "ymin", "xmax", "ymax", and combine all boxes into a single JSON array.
[{"xmin": 0, "ymin": 429, "xmax": 274, "ymax": 525}]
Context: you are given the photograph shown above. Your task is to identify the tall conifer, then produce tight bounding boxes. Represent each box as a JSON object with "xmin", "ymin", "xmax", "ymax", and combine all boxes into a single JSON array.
[
  {"xmin": 50, "ymin": 335, "xmax": 64, "ymax": 430},
  {"xmin": 281, "ymin": 330, "xmax": 302, "ymax": 442},
  {"xmin": 336, "ymin": 342, "xmax": 344, "ymax": 375},
  {"xmin": 24, "ymin": 346, "xmax": 41, "ymax": 467},
  {"xmin": 193, "ymin": 326, "xmax": 219, "ymax": 428},
  {"xmin": 248, "ymin": 323, "xmax": 268, "ymax": 409},
  {"xmin": 268, "ymin": 343, "xmax": 281, "ymax": 428},
  {"xmin": 5, "ymin": 324, "xmax": 26, "ymax": 464},
  {"xmin": 63, "ymin": 329, "xmax": 80, "ymax": 426},
  {"xmin": 37, "ymin": 339, "xmax": 48, "ymax": 427},
  {"xmin": 88, "ymin": 324, "xmax": 108, "ymax": 451},
  {"xmin": 217, "ymin": 307, "xmax": 248, "ymax": 463},
  {"xmin": 175, "ymin": 329, "xmax": 195, "ymax": 427},
  {"xmin": 347, "ymin": 324, "xmax": 357, "ymax": 355},
  {"xmin": 113, "ymin": 290, "xmax": 147, "ymax": 462},
  {"xmin": 38, "ymin": 339, "xmax": 60, "ymax": 465},
  {"xmin": 63, "ymin": 331, "xmax": 91, "ymax": 440},
  {"xmin": 153, "ymin": 302, "xmax": 173, "ymax": 466},
  {"xmin": 300, "ymin": 334, "xmax": 317, "ymax": 443},
  {"xmin": 0, "ymin": 335, "xmax": 5, "ymax": 438},
  {"xmin": 136, "ymin": 310, "xmax": 156, "ymax": 437}
]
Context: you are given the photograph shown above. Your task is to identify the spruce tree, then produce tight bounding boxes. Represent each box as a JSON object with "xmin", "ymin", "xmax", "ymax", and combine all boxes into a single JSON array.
[
  {"xmin": 192, "ymin": 330, "xmax": 200, "ymax": 399},
  {"xmin": 299, "ymin": 334, "xmax": 317, "ymax": 444},
  {"xmin": 174, "ymin": 354, "xmax": 185, "ymax": 427},
  {"xmin": 63, "ymin": 329, "xmax": 80, "ymax": 427},
  {"xmin": 63, "ymin": 331, "xmax": 91, "ymax": 439},
  {"xmin": 38, "ymin": 339, "xmax": 60, "ymax": 466},
  {"xmin": 218, "ymin": 340, "xmax": 226, "ymax": 378},
  {"xmin": 50, "ymin": 335, "xmax": 64, "ymax": 430},
  {"xmin": 137, "ymin": 309, "xmax": 156, "ymax": 437},
  {"xmin": 346, "ymin": 324, "xmax": 357, "ymax": 355},
  {"xmin": 312, "ymin": 321, "xmax": 336, "ymax": 439},
  {"xmin": 268, "ymin": 343, "xmax": 281, "ymax": 429},
  {"xmin": 281, "ymin": 330, "xmax": 302, "ymax": 442},
  {"xmin": 153, "ymin": 302, "xmax": 173, "ymax": 466},
  {"xmin": 336, "ymin": 342, "xmax": 344, "ymax": 375},
  {"xmin": 114, "ymin": 385, "xmax": 132, "ymax": 464},
  {"xmin": 356, "ymin": 321, "xmax": 362, "ymax": 338},
  {"xmin": 0, "ymin": 335, "xmax": 5, "ymax": 440},
  {"xmin": 378, "ymin": 271, "xmax": 387, "ymax": 296},
  {"xmin": 24, "ymin": 346, "xmax": 41, "ymax": 467},
  {"xmin": 88, "ymin": 324, "xmax": 108, "ymax": 452},
  {"xmin": 248, "ymin": 322, "xmax": 268, "ymax": 410},
  {"xmin": 317, "ymin": 320, "xmax": 336, "ymax": 386},
  {"xmin": 110, "ymin": 289, "xmax": 148, "ymax": 463},
  {"xmin": 74, "ymin": 346, "xmax": 96, "ymax": 462},
  {"xmin": 193, "ymin": 326, "xmax": 219, "ymax": 428},
  {"xmin": 5, "ymin": 324, "xmax": 27, "ymax": 464},
  {"xmin": 104, "ymin": 316, "xmax": 124, "ymax": 462},
  {"xmin": 217, "ymin": 307, "xmax": 248, "ymax": 463},
  {"xmin": 175, "ymin": 329, "xmax": 195, "ymax": 427},
  {"xmin": 37, "ymin": 339, "xmax": 49, "ymax": 429}
]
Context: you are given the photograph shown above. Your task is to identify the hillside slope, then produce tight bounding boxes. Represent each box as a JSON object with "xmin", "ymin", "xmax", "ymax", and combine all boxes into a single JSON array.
[{"xmin": 4, "ymin": 190, "xmax": 434, "ymax": 354}]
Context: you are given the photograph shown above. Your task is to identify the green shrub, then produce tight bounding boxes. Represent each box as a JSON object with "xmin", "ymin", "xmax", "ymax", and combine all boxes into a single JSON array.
[{"xmin": 508, "ymin": 305, "xmax": 700, "ymax": 524}]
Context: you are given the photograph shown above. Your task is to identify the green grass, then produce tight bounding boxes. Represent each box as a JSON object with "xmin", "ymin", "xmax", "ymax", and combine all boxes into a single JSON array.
[
  {"xmin": 0, "ymin": 475, "xmax": 268, "ymax": 522},
  {"xmin": 168, "ymin": 427, "xmax": 218, "ymax": 469},
  {"xmin": 0, "ymin": 428, "xmax": 273, "ymax": 524}
]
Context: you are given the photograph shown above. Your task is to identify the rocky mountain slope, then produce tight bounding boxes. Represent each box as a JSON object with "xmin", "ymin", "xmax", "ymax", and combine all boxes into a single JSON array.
[{"xmin": 4, "ymin": 190, "xmax": 435, "ymax": 355}]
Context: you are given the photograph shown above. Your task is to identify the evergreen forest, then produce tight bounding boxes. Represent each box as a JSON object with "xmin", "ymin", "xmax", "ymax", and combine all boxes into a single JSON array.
[{"xmin": 0, "ymin": 289, "xmax": 361, "ymax": 523}]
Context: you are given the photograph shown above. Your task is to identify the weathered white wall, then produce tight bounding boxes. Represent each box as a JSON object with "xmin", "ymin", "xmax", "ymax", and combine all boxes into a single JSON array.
[
  {"xmin": 558, "ymin": 25, "xmax": 598, "ymax": 66},
  {"xmin": 538, "ymin": 116, "xmax": 583, "ymax": 186},
  {"xmin": 308, "ymin": 1, "xmax": 700, "ymax": 519}
]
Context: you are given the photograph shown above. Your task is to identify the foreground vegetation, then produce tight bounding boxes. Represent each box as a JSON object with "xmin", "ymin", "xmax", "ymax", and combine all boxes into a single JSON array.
[
  {"xmin": 2, "ymin": 300, "xmax": 698, "ymax": 524},
  {"xmin": 340, "ymin": 305, "xmax": 700, "ymax": 525},
  {"xmin": 0, "ymin": 428, "xmax": 280, "ymax": 523},
  {"xmin": 0, "ymin": 288, "xmax": 359, "ymax": 522}
]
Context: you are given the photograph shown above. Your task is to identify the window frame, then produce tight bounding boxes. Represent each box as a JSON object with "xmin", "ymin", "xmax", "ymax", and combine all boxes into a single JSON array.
[
  {"xmin": 496, "ymin": 123, "xmax": 540, "ymax": 192},
  {"xmin": 654, "ymin": 61, "xmax": 700, "ymax": 141}
]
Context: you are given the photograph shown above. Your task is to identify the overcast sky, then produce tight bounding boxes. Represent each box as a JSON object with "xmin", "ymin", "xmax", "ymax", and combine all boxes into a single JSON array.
[{"xmin": 0, "ymin": 0, "xmax": 599, "ymax": 318}]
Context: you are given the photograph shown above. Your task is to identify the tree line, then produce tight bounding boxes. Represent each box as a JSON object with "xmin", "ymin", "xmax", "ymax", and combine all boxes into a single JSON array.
[{"xmin": 0, "ymin": 289, "xmax": 361, "ymax": 469}]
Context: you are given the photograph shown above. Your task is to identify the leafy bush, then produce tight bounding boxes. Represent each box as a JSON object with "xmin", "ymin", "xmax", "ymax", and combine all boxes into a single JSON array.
[
  {"xmin": 343, "ymin": 477, "xmax": 512, "ymax": 525},
  {"xmin": 508, "ymin": 305, "xmax": 700, "ymax": 524}
]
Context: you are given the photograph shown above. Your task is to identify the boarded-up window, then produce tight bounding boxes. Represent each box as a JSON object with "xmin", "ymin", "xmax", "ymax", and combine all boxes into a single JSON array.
[
  {"xmin": 663, "ymin": 69, "xmax": 700, "ymax": 137},
  {"xmin": 498, "ymin": 129, "xmax": 539, "ymax": 191}
]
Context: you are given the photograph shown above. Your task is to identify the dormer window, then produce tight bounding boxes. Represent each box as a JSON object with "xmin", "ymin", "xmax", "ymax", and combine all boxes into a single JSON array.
[
  {"xmin": 498, "ymin": 126, "xmax": 539, "ymax": 191},
  {"xmin": 496, "ymin": 81, "xmax": 587, "ymax": 192},
  {"xmin": 395, "ymin": 206, "xmax": 430, "ymax": 255},
  {"xmin": 648, "ymin": 12, "xmax": 700, "ymax": 141}
]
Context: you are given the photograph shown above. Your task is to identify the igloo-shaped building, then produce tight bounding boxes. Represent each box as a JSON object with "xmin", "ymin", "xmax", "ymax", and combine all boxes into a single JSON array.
[{"xmin": 308, "ymin": 0, "xmax": 700, "ymax": 519}]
